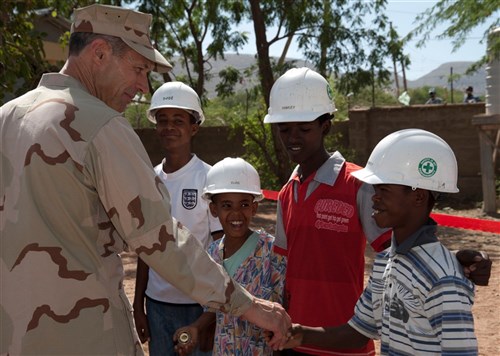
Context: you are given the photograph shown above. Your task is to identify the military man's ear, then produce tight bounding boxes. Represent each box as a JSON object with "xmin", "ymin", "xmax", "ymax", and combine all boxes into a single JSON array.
[{"xmin": 89, "ymin": 39, "xmax": 111, "ymax": 63}]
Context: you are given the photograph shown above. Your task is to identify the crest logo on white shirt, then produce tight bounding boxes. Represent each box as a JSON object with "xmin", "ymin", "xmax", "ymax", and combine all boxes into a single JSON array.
[{"xmin": 182, "ymin": 189, "xmax": 197, "ymax": 210}]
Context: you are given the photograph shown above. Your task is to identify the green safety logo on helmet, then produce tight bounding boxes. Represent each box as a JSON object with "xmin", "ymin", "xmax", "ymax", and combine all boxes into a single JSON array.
[
  {"xmin": 326, "ymin": 85, "xmax": 333, "ymax": 100},
  {"xmin": 418, "ymin": 158, "xmax": 437, "ymax": 177}
]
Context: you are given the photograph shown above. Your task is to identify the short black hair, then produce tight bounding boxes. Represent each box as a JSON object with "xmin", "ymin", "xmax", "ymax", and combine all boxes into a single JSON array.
[{"xmin": 317, "ymin": 113, "xmax": 334, "ymax": 124}]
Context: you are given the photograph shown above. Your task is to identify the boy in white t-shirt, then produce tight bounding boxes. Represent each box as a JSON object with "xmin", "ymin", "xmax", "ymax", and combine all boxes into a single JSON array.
[{"xmin": 133, "ymin": 82, "xmax": 223, "ymax": 356}]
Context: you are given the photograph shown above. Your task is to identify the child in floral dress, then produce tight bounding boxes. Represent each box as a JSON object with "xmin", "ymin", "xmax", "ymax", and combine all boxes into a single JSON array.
[{"xmin": 174, "ymin": 157, "xmax": 287, "ymax": 356}]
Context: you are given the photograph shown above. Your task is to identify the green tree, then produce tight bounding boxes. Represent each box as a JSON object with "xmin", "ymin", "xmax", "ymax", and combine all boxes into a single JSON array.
[
  {"xmin": 296, "ymin": 0, "xmax": 393, "ymax": 93},
  {"xmin": 409, "ymin": 0, "xmax": 500, "ymax": 71},
  {"xmin": 387, "ymin": 22, "xmax": 411, "ymax": 96},
  {"xmin": 0, "ymin": 0, "xmax": 119, "ymax": 103},
  {"xmin": 1, "ymin": 1, "xmax": 56, "ymax": 102},
  {"xmin": 129, "ymin": 0, "xmax": 249, "ymax": 98}
]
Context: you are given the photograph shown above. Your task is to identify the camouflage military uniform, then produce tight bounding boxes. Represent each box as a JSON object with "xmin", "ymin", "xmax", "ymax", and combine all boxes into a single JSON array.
[{"xmin": 0, "ymin": 73, "xmax": 252, "ymax": 355}]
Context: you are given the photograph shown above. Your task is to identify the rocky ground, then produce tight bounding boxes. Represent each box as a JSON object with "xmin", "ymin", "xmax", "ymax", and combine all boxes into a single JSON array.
[{"xmin": 122, "ymin": 200, "xmax": 500, "ymax": 355}]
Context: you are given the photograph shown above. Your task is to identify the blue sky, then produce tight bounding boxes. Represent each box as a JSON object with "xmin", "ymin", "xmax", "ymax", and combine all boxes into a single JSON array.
[{"xmin": 233, "ymin": 1, "xmax": 496, "ymax": 81}]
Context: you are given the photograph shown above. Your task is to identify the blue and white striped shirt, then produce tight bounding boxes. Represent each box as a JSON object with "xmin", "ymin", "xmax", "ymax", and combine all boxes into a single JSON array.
[{"xmin": 349, "ymin": 219, "xmax": 477, "ymax": 355}]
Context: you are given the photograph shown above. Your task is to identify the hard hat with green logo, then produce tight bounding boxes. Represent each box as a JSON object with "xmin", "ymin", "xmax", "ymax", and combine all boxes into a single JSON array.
[
  {"xmin": 263, "ymin": 67, "xmax": 336, "ymax": 123},
  {"xmin": 351, "ymin": 129, "xmax": 459, "ymax": 193}
]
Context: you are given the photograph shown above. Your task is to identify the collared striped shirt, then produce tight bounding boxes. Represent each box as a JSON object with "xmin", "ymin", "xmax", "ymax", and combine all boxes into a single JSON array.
[{"xmin": 349, "ymin": 220, "xmax": 477, "ymax": 355}]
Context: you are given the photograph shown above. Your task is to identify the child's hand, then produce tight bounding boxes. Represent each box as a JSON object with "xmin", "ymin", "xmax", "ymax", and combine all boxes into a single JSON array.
[
  {"xmin": 456, "ymin": 250, "xmax": 492, "ymax": 286},
  {"xmin": 284, "ymin": 324, "xmax": 304, "ymax": 349},
  {"xmin": 264, "ymin": 324, "xmax": 303, "ymax": 349},
  {"xmin": 173, "ymin": 326, "xmax": 199, "ymax": 356},
  {"xmin": 132, "ymin": 308, "xmax": 149, "ymax": 344}
]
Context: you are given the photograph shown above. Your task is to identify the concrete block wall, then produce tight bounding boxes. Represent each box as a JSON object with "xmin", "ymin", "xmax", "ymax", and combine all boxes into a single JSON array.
[{"xmin": 136, "ymin": 126, "xmax": 245, "ymax": 167}]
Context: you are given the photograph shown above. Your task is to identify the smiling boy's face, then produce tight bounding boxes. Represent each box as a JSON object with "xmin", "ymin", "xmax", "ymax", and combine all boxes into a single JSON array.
[
  {"xmin": 371, "ymin": 183, "xmax": 433, "ymax": 243},
  {"xmin": 155, "ymin": 108, "xmax": 198, "ymax": 152},
  {"xmin": 277, "ymin": 119, "xmax": 330, "ymax": 166},
  {"xmin": 209, "ymin": 192, "xmax": 257, "ymax": 240},
  {"xmin": 371, "ymin": 184, "xmax": 416, "ymax": 229}
]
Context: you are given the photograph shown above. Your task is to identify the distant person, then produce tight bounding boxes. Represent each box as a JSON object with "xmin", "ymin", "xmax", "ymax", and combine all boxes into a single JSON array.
[
  {"xmin": 173, "ymin": 157, "xmax": 287, "ymax": 356},
  {"xmin": 464, "ymin": 86, "xmax": 480, "ymax": 103},
  {"xmin": 282, "ymin": 129, "xmax": 478, "ymax": 355},
  {"xmin": 425, "ymin": 88, "xmax": 443, "ymax": 104},
  {"xmin": 133, "ymin": 82, "xmax": 224, "ymax": 356}
]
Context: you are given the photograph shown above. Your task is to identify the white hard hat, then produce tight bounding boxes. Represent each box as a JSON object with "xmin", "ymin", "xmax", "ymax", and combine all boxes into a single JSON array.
[
  {"xmin": 202, "ymin": 157, "xmax": 264, "ymax": 201},
  {"xmin": 264, "ymin": 67, "xmax": 336, "ymax": 124},
  {"xmin": 148, "ymin": 82, "xmax": 205, "ymax": 125},
  {"xmin": 351, "ymin": 129, "xmax": 459, "ymax": 193}
]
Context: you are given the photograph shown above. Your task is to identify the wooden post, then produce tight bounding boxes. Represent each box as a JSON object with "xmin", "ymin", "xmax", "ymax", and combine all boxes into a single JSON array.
[{"xmin": 472, "ymin": 114, "xmax": 500, "ymax": 214}]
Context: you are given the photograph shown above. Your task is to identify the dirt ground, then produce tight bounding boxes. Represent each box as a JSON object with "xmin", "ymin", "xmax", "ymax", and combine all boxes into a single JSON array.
[{"xmin": 122, "ymin": 200, "xmax": 500, "ymax": 355}]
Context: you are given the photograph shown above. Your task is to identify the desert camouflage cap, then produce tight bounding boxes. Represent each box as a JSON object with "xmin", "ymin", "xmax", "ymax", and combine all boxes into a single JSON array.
[{"xmin": 71, "ymin": 4, "xmax": 172, "ymax": 73}]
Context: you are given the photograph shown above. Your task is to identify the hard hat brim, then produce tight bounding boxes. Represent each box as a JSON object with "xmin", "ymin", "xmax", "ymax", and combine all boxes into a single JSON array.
[
  {"xmin": 351, "ymin": 168, "xmax": 386, "ymax": 185},
  {"xmin": 147, "ymin": 104, "xmax": 205, "ymax": 125},
  {"xmin": 264, "ymin": 111, "xmax": 331, "ymax": 124},
  {"xmin": 351, "ymin": 168, "xmax": 460, "ymax": 193},
  {"xmin": 202, "ymin": 189, "xmax": 264, "ymax": 202}
]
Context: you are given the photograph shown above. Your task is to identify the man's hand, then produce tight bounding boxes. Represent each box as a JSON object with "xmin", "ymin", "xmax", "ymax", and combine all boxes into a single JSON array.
[
  {"xmin": 241, "ymin": 297, "xmax": 291, "ymax": 350},
  {"xmin": 456, "ymin": 250, "xmax": 492, "ymax": 286}
]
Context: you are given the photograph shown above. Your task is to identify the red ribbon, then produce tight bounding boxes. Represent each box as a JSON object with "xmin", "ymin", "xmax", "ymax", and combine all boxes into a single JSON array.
[{"xmin": 262, "ymin": 190, "xmax": 500, "ymax": 234}]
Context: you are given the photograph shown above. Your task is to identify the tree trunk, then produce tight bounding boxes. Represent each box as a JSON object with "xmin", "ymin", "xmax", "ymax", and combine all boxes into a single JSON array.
[
  {"xmin": 249, "ymin": 0, "xmax": 291, "ymax": 185},
  {"xmin": 318, "ymin": 0, "xmax": 331, "ymax": 77},
  {"xmin": 401, "ymin": 59, "xmax": 407, "ymax": 92},
  {"xmin": 195, "ymin": 38, "xmax": 205, "ymax": 98},
  {"xmin": 450, "ymin": 66, "xmax": 454, "ymax": 103},
  {"xmin": 278, "ymin": 34, "xmax": 294, "ymax": 67},
  {"xmin": 393, "ymin": 57, "xmax": 400, "ymax": 96}
]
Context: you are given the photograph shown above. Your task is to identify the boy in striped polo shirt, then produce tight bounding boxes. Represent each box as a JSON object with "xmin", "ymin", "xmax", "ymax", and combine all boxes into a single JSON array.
[{"xmin": 283, "ymin": 129, "xmax": 478, "ymax": 355}]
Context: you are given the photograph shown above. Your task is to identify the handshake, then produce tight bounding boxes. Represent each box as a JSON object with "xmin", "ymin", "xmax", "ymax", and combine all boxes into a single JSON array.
[{"xmin": 173, "ymin": 297, "xmax": 292, "ymax": 355}]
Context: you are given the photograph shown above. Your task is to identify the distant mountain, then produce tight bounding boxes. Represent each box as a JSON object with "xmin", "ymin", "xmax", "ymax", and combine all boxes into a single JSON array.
[
  {"xmin": 405, "ymin": 61, "xmax": 487, "ymax": 95},
  {"xmin": 167, "ymin": 53, "xmax": 312, "ymax": 98},
  {"xmin": 166, "ymin": 54, "xmax": 487, "ymax": 97}
]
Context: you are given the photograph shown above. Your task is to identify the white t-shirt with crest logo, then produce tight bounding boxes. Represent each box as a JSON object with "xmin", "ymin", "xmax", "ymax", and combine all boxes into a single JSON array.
[{"xmin": 146, "ymin": 154, "xmax": 222, "ymax": 304}]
